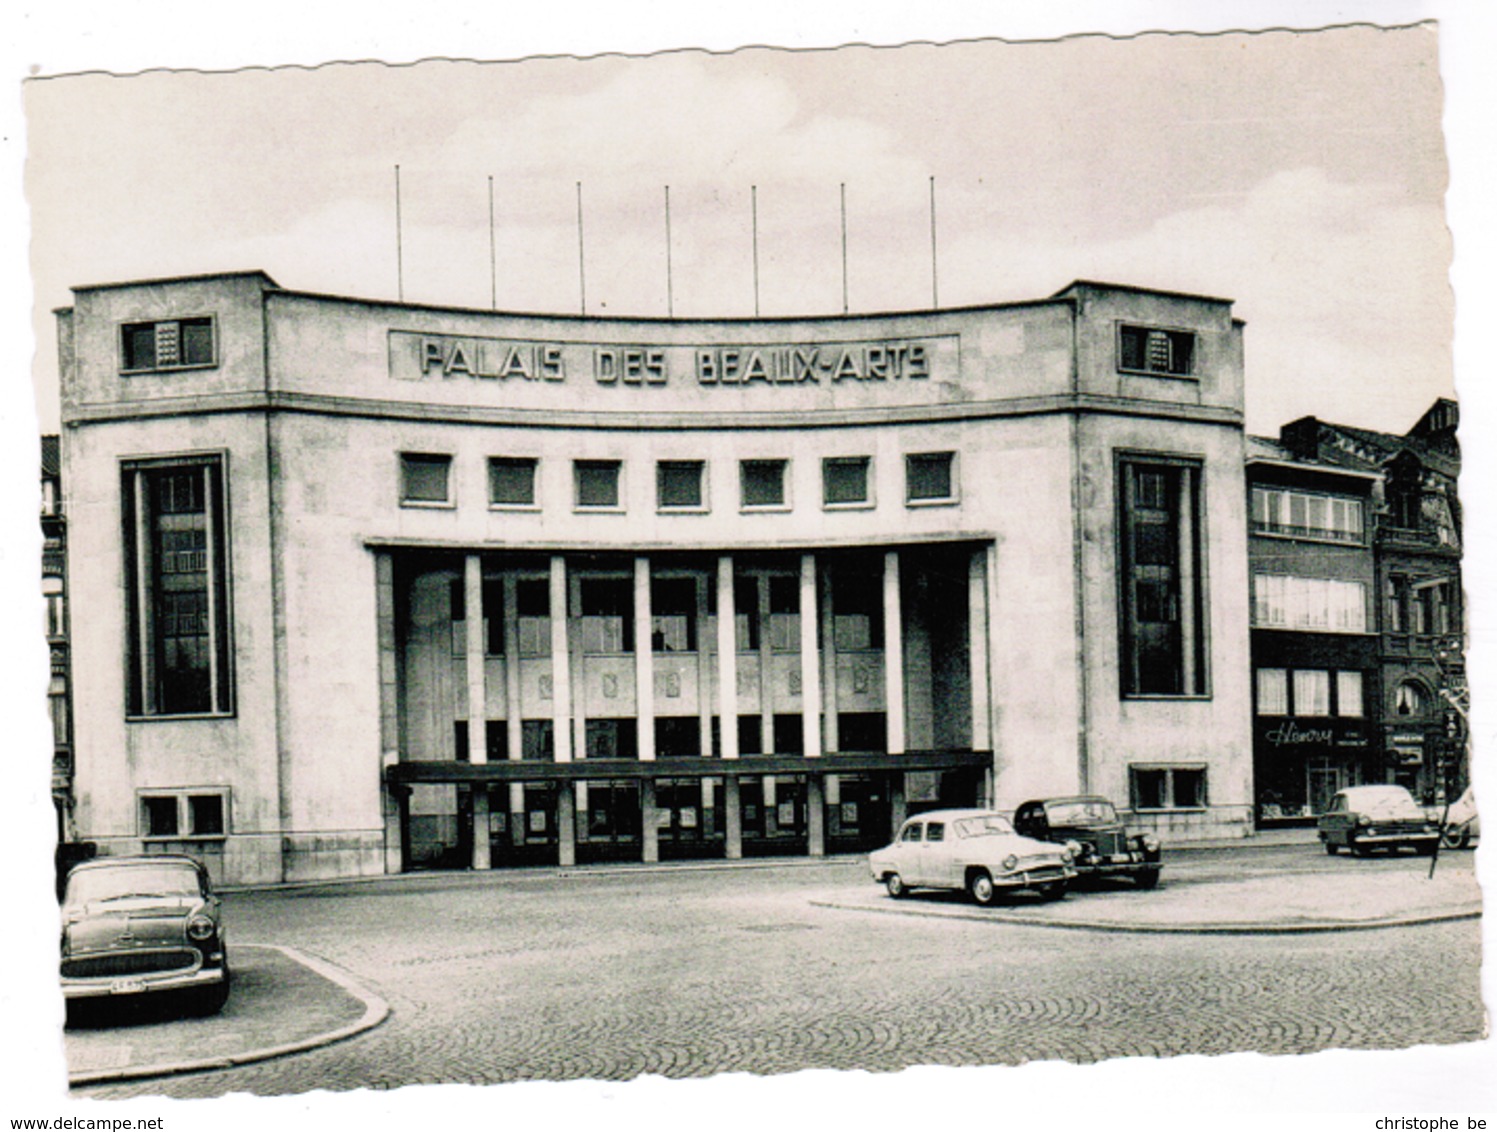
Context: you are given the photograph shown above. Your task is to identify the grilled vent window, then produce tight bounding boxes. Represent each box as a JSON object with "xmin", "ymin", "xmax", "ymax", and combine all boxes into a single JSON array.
[
  {"xmin": 657, "ymin": 461, "xmax": 705, "ymax": 510},
  {"xmin": 1119, "ymin": 325, "xmax": 1196, "ymax": 376},
  {"xmin": 741, "ymin": 460, "xmax": 788, "ymax": 508},
  {"xmin": 122, "ymin": 317, "xmax": 215, "ymax": 371},
  {"xmin": 905, "ymin": 452, "xmax": 955, "ymax": 502},
  {"xmin": 575, "ymin": 460, "xmax": 622, "ymax": 509},
  {"xmin": 823, "ymin": 457, "xmax": 871, "ymax": 506},
  {"xmin": 489, "ymin": 457, "xmax": 538, "ymax": 506}
]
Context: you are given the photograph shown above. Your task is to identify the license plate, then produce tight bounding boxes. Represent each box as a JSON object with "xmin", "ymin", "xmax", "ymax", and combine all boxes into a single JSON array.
[
  {"xmin": 110, "ymin": 978, "xmax": 147, "ymax": 995},
  {"xmin": 1110, "ymin": 854, "xmax": 1130, "ymax": 863}
]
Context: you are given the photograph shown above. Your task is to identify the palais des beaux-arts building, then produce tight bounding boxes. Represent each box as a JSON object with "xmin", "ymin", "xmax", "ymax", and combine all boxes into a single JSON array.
[{"xmin": 47, "ymin": 269, "xmax": 1458, "ymax": 885}]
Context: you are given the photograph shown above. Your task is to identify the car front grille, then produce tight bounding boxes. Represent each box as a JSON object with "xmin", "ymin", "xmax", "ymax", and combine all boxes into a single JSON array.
[
  {"xmin": 62, "ymin": 948, "xmax": 199, "ymax": 980},
  {"xmin": 1020, "ymin": 865, "xmax": 1068, "ymax": 883}
]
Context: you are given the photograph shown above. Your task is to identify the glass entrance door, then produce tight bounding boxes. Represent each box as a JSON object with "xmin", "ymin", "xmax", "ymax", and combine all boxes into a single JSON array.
[{"xmin": 577, "ymin": 779, "xmax": 642, "ymax": 863}]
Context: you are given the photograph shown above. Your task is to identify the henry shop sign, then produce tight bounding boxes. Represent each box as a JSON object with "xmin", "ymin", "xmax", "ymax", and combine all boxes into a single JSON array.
[
  {"xmin": 389, "ymin": 331, "xmax": 954, "ymax": 388},
  {"xmin": 1258, "ymin": 719, "xmax": 1369, "ymax": 752}
]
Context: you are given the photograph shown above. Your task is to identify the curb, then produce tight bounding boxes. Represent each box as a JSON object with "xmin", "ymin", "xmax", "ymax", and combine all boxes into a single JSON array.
[
  {"xmin": 809, "ymin": 897, "xmax": 1484, "ymax": 936},
  {"xmin": 217, "ymin": 840, "xmax": 1318, "ymax": 896},
  {"xmin": 68, "ymin": 943, "xmax": 389, "ymax": 1088}
]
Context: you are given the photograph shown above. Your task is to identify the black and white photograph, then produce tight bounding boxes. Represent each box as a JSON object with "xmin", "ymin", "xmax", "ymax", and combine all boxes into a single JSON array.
[{"xmin": 4, "ymin": 3, "xmax": 1493, "ymax": 1125}]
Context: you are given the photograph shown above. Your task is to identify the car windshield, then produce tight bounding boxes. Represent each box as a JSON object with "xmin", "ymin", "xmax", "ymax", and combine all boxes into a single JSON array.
[
  {"xmin": 66, "ymin": 864, "xmax": 202, "ymax": 904},
  {"xmin": 953, "ymin": 815, "xmax": 1015, "ymax": 838},
  {"xmin": 1045, "ymin": 799, "xmax": 1118, "ymax": 825}
]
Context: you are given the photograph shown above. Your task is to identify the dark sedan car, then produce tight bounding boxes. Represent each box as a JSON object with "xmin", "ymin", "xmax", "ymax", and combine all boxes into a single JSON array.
[
  {"xmin": 60, "ymin": 855, "xmax": 230, "ymax": 1014},
  {"xmin": 1012, "ymin": 796, "xmax": 1162, "ymax": 889}
]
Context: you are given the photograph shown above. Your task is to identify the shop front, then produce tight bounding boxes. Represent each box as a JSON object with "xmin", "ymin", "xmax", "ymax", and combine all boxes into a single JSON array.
[{"xmin": 1254, "ymin": 717, "xmax": 1373, "ymax": 827}]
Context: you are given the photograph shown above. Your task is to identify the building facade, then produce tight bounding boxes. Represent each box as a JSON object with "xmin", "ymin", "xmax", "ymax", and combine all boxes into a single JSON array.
[
  {"xmin": 1246, "ymin": 437, "xmax": 1380, "ymax": 825},
  {"xmin": 1277, "ymin": 401, "xmax": 1465, "ymax": 803},
  {"xmin": 41, "ymin": 434, "xmax": 73, "ymax": 844},
  {"xmin": 57, "ymin": 272, "xmax": 1254, "ymax": 884}
]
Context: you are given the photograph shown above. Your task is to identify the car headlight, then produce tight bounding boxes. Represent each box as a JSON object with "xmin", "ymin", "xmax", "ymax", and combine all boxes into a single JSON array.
[
  {"xmin": 1002, "ymin": 854, "xmax": 1019, "ymax": 871},
  {"xmin": 1141, "ymin": 834, "xmax": 1160, "ymax": 853},
  {"xmin": 1060, "ymin": 849, "xmax": 1074, "ymax": 865},
  {"xmin": 1064, "ymin": 839, "xmax": 1083, "ymax": 858},
  {"xmin": 187, "ymin": 915, "xmax": 217, "ymax": 942},
  {"xmin": 1357, "ymin": 815, "xmax": 1372, "ymax": 827}
]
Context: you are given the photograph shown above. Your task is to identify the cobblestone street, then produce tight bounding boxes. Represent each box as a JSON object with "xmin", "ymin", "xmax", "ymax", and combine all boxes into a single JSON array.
[{"xmin": 74, "ymin": 847, "xmax": 1485, "ymax": 1098}]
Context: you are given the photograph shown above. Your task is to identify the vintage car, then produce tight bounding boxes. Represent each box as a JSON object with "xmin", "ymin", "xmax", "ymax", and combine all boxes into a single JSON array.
[
  {"xmin": 60, "ymin": 855, "xmax": 230, "ymax": 1014},
  {"xmin": 1317, "ymin": 785, "xmax": 1440, "ymax": 856},
  {"xmin": 1440, "ymin": 786, "xmax": 1480, "ymax": 850},
  {"xmin": 869, "ymin": 808, "xmax": 1077, "ymax": 905},
  {"xmin": 1012, "ymin": 796, "xmax": 1162, "ymax": 889}
]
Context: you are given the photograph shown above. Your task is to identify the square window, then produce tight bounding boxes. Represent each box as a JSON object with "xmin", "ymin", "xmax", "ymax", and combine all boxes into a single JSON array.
[
  {"xmin": 188, "ymin": 794, "xmax": 224, "ymax": 837},
  {"xmin": 575, "ymin": 460, "xmax": 622, "ymax": 509},
  {"xmin": 741, "ymin": 460, "xmax": 788, "ymax": 508},
  {"xmin": 142, "ymin": 796, "xmax": 179, "ymax": 838},
  {"xmin": 401, "ymin": 453, "xmax": 452, "ymax": 505},
  {"xmin": 905, "ymin": 452, "xmax": 955, "ymax": 503},
  {"xmin": 1130, "ymin": 766, "xmax": 1207, "ymax": 810},
  {"xmin": 658, "ymin": 461, "xmax": 705, "ymax": 510},
  {"xmin": 823, "ymin": 457, "xmax": 871, "ymax": 507},
  {"xmin": 489, "ymin": 458, "xmax": 537, "ymax": 507}
]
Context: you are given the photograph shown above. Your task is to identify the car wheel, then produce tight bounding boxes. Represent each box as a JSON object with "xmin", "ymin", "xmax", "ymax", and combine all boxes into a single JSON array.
[
  {"xmin": 1038, "ymin": 882, "xmax": 1067, "ymax": 902},
  {"xmin": 884, "ymin": 872, "xmax": 908, "ymax": 899},
  {"xmin": 1350, "ymin": 836, "xmax": 1371, "ymax": 858},
  {"xmin": 1135, "ymin": 868, "xmax": 1161, "ymax": 889},
  {"xmin": 1441, "ymin": 827, "xmax": 1470, "ymax": 850},
  {"xmin": 967, "ymin": 869, "xmax": 998, "ymax": 907}
]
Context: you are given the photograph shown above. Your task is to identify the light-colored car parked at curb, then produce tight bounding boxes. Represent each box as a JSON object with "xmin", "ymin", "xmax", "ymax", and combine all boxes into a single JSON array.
[
  {"xmin": 869, "ymin": 808, "xmax": 1077, "ymax": 905},
  {"xmin": 1318, "ymin": 785, "xmax": 1439, "ymax": 857},
  {"xmin": 1441, "ymin": 786, "xmax": 1480, "ymax": 850}
]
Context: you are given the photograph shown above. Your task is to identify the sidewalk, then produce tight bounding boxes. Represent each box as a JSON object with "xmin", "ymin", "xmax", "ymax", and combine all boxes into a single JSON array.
[
  {"xmin": 815, "ymin": 846, "xmax": 1483, "ymax": 934},
  {"xmin": 65, "ymin": 943, "xmax": 387, "ymax": 1088}
]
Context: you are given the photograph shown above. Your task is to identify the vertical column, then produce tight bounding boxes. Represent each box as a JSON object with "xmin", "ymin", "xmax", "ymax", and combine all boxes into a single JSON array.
[
  {"xmin": 756, "ymin": 577, "xmax": 773, "ymax": 757},
  {"xmin": 696, "ymin": 573, "xmax": 713, "ymax": 757},
  {"xmin": 557, "ymin": 781, "xmax": 576, "ymax": 867},
  {"xmin": 800, "ymin": 553, "xmax": 822, "ymax": 759},
  {"xmin": 716, "ymin": 556, "xmax": 742, "ymax": 859},
  {"xmin": 641, "ymin": 779, "xmax": 659, "ymax": 864},
  {"xmin": 465, "ymin": 556, "xmax": 490, "ymax": 870},
  {"xmin": 890, "ymin": 775, "xmax": 907, "ymax": 836},
  {"xmin": 635, "ymin": 556, "xmax": 656, "ymax": 762},
  {"xmin": 968, "ymin": 547, "xmax": 992, "ymax": 753},
  {"xmin": 716, "ymin": 557, "xmax": 739, "ymax": 761},
  {"xmin": 503, "ymin": 575, "xmax": 522, "ymax": 760},
  {"xmin": 820, "ymin": 567, "xmax": 839, "ymax": 753},
  {"xmin": 503, "ymin": 575, "xmax": 524, "ymax": 850},
  {"xmin": 884, "ymin": 549, "xmax": 906, "ymax": 756},
  {"xmin": 551, "ymin": 556, "xmax": 573, "ymax": 764},
  {"xmin": 376, "ymin": 553, "xmax": 403, "ymax": 874},
  {"xmin": 550, "ymin": 555, "xmax": 576, "ymax": 868},
  {"xmin": 807, "ymin": 775, "xmax": 825, "ymax": 858}
]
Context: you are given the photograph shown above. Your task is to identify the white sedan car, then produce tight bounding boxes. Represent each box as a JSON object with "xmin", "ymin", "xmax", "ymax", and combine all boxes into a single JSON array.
[{"xmin": 869, "ymin": 808, "xmax": 1077, "ymax": 905}]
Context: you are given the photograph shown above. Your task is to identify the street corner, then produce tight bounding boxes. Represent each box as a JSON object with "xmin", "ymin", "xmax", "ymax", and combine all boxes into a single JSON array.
[
  {"xmin": 811, "ymin": 864, "xmax": 1483, "ymax": 935},
  {"xmin": 64, "ymin": 943, "xmax": 388, "ymax": 1088}
]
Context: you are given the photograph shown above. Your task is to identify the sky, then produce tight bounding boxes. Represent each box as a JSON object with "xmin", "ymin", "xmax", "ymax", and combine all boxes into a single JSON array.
[
  {"xmin": 5, "ymin": 1, "xmax": 1496, "ymax": 1124},
  {"xmin": 22, "ymin": 21, "xmax": 1454, "ymax": 438}
]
